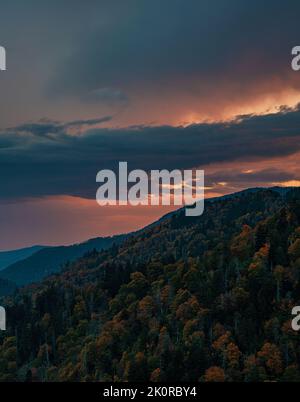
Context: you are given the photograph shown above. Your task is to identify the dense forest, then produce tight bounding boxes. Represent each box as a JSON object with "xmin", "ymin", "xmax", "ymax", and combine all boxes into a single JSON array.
[{"xmin": 1, "ymin": 188, "xmax": 300, "ymax": 382}]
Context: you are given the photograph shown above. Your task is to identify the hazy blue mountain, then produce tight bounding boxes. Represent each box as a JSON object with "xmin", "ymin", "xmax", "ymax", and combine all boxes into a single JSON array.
[
  {"xmin": 0, "ymin": 245, "xmax": 45, "ymax": 271},
  {"xmin": 0, "ymin": 235, "xmax": 125, "ymax": 288},
  {"xmin": 0, "ymin": 277, "xmax": 16, "ymax": 296}
]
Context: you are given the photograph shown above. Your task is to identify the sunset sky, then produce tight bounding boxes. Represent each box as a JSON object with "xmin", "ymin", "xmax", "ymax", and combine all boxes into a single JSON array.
[{"xmin": 1, "ymin": 0, "xmax": 300, "ymax": 250}]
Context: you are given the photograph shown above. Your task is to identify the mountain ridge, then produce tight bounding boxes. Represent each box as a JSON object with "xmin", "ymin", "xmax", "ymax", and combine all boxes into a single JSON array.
[
  {"xmin": 0, "ymin": 186, "xmax": 298, "ymax": 292},
  {"xmin": 0, "ymin": 245, "xmax": 46, "ymax": 272},
  {"xmin": 2, "ymin": 186, "xmax": 300, "ymax": 381},
  {"xmin": 0, "ymin": 235, "xmax": 126, "ymax": 288}
]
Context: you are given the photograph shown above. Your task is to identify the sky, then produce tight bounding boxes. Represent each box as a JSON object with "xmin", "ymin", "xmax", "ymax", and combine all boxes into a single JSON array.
[{"xmin": 1, "ymin": 1, "xmax": 300, "ymax": 250}]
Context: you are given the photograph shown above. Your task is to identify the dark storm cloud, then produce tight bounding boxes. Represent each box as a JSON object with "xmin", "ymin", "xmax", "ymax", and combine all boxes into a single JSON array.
[
  {"xmin": 7, "ymin": 116, "xmax": 113, "ymax": 138},
  {"xmin": 1, "ymin": 106, "xmax": 300, "ymax": 200},
  {"xmin": 1, "ymin": 1, "xmax": 299, "ymax": 128},
  {"xmin": 48, "ymin": 0, "xmax": 300, "ymax": 98},
  {"xmin": 206, "ymin": 169, "xmax": 296, "ymax": 187}
]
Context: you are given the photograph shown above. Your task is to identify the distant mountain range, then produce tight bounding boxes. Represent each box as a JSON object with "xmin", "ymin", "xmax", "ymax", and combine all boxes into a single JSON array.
[
  {"xmin": 0, "ymin": 245, "xmax": 45, "ymax": 271},
  {"xmin": 0, "ymin": 278, "xmax": 16, "ymax": 296},
  {"xmin": 0, "ymin": 235, "xmax": 125, "ymax": 291}
]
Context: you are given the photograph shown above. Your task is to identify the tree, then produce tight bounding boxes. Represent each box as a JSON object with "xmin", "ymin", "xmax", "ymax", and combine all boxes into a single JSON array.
[
  {"xmin": 257, "ymin": 342, "xmax": 283, "ymax": 377},
  {"xmin": 137, "ymin": 296, "xmax": 155, "ymax": 322},
  {"xmin": 150, "ymin": 368, "xmax": 165, "ymax": 382},
  {"xmin": 273, "ymin": 265, "xmax": 285, "ymax": 302},
  {"xmin": 204, "ymin": 366, "xmax": 225, "ymax": 382},
  {"xmin": 281, "ymin": 365, "xmax": 300, "ymax": 382},
  {"xmin": 248, "ymin": 244, "xmax": 270, "ymax": 277},
  {"xmin": 225, "ymin": 342, "xmax": 241, "ymax": 369},
  {"xmin": 231, "ymin": 225, "xmax": 254, "ymax": 262},
  {"xmin": 127, "ymin": 352, "xmax": 148, "ymax": 382},
  {"xmin": 288, "ymin": 239, "xmax": 300, "ymax": 261}
]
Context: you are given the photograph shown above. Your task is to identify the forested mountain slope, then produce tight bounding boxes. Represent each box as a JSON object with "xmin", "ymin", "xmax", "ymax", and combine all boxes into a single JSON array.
[{"xmin": 1, "ymin": 188, "xmax": 300, "ymax": 382}]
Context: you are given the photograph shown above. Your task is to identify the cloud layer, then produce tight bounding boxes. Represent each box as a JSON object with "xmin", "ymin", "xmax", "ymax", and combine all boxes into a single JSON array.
[
  {"xmin": 1, "ymin": 1, "xmax": 300, "ymax": 248},
  {"xmin": 1, "ymin": 106, "xmax": 300, "ymax": 201}
]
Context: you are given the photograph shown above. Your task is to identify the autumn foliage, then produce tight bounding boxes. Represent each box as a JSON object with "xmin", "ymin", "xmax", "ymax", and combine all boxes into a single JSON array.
[{"xmin": 1, "ymin": 189, "xmax": 300, "ymax": 381}]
